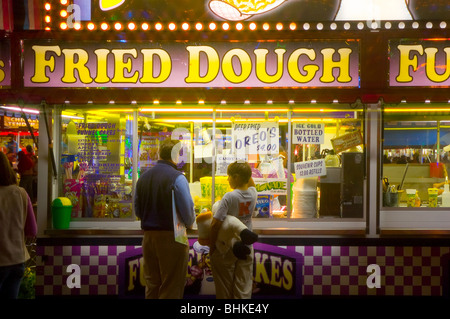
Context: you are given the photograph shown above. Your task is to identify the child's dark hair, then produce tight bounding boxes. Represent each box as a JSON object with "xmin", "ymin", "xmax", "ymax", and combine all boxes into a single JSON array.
[{"xmin": 227, "ymin": 161, "xmax": 252, "ymax": 187}]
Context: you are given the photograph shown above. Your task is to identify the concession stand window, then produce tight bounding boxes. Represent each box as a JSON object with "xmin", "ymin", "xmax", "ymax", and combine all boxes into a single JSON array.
[
  {"xmin": 380, "ymin": 104, "xmax": 450, "ymax": 232},
  {"xmin": 50, "ymin": 103, "xmax": 367, "ymax": 234}
]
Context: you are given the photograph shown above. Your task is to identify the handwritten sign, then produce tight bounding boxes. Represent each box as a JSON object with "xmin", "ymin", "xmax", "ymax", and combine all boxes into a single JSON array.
[
  {"xmin": 292, "ymin": 123, "xmax": 324, "ymax": 144},
  {"xmin": 294, "ymin": 159, "xmax": 327, "ymax": 178},
  {"xmin": 331, "ymin": 130, "xmax": 363, "ymax": 153},
  {"xmin": 232, "ymin": 122, "xmax": 279, "ymax": 156}
]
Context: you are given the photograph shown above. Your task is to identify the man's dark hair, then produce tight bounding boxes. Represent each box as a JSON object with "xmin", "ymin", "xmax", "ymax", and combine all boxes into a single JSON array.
[
  {"xmin": 159, "ymin": 139, "xmax": 180, "ymax": 161},
  {"xmin": 227, "ymin": 161, "xmax": 252, "ymax": 187}
]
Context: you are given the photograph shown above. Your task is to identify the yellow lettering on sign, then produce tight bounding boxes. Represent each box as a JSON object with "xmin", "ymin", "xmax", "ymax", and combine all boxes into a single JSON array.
[
  {"xmin": 270, "ymin": 256, "xmax": 283, "ymax": 288},
  {"xmin": 320, "ymin": 48, "xmax": 352, "ymax": 83},
  {"xmin": 111, "ymin": 49, "xmax": 139, "ymax": 83},
  {"xmin": 31, "ymin": 45, "xmax": 61, "ymax": 83},
  {"xmin": 396, "ymin": 45, "xmax": 423, "ymax": 83},
  {"xmin": 94, "ymin": 49, "xmax": 110, "ymax": 83},
  {"xmin": 255, "ymin": 48, "xmax": 285, "ymax": 83},
  {"xmin": 127, "ymin": 259, "xmax": 139, "ymax": 291},
  {"xmin": 253, "ymin": 252, "xmax": 270, "ymax": 284},
  {"xmin": 282, "ymin": 260, "xmax": 293, "ymax": 290},
  {"xmin": 140, "ymin": 49, "xmax": 171, "ymax": 83},
  {"xmin": 222, "ymin": 49, "xmax": 252, "ymax": 83},
  {"xmin": 288, "ymin": 48, "xmax": 319, "ymax": 83},
  {"xmin": 424, "ymin": 47, "xmax": 450, "ymax": 83},
  {"xmin": 61, "ymin": 49, "xmax": 93, "ymax": 83},
  {"xmin": 185, "ymin": 46, "xmax": 220, "ymax": 83},
  {"xmin": 0, "ymin": 60, "xmax": 4, "ymax": 83}
]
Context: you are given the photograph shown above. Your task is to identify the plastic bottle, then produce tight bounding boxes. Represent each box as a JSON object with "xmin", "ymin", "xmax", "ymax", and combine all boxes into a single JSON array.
[{"xmin": 441, "ymin": 183, "xmax": 450, "ymax": 207}]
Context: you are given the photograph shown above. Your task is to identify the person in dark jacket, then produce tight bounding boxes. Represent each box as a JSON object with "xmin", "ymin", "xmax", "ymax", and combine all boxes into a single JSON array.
[{"xmin": 135, "ymin": 139, "xmax": 195, "ymax": 299}]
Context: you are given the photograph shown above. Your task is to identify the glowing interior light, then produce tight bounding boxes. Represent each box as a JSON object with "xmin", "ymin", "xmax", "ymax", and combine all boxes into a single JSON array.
[
  {"xmin": 357, "ymin": 22, "xmax": 364, "ymax": 30},
  {"xmin": 221, "ymin": 100, "xmax": 227, "ymax": 105},
  {"xmin": 303, "ymin": 23, "xmax": 310, "ymax": 30},
  {"xmin": 153, "ymin": 100, "xmax": 160, "ymax": 105},
  {"xmin": 209, "ymin": 22, "xmax": 217, "ymax": 31},
  {"xmin": 198, "ymin": 100, "xmax": 205, "ymax": 104},
  {"xmin": 311, "ymin": 99, "xmax": 317, "ymax": 104},
  {"xmin": 45, "ymin": 27, "xmax": 51, "ymax": 31},
  {"xmin": 101, "ymin": 23, "xmax": 109, "ymax": 31},
  {"xmin": 195, "ymin": 22, "xmax": 203, "ymax": 31},
  {"xmin": 155, "ymin": 23, "xmax": 163, "ymax": 31},
  {"xmin": 276, "ymin": 23, "xmax": 283, "ymax": 30},
  {"xmin": 236, "ymin": 22, "xmax": 243, "ymax": 30},
  {"xmin": 169, "ymin": 23, "xmax": 176, "ymax": 31},
  {"xmin": 182, "ymin": 23, "xmax": 190, "ymax": 30},
  {"xmin": 426, "ymin": 22, "xmax": 433, "ymax": 29},
  {"xmin": 60, "ymin": 0, "xmax": 68, "ymax": 5},
  {"xmin": 44, "ymin": 3, "xmax": 51, "ymax": 10},
  {"xmin": 249, "ymin": 22, "xmax": 257, "ymax": 30},
  {"xmin": 412, "ymin": 22, "xmax": 419, "ymax": 29},
  {"xmin": 45, "ymin": 16, "xmax": 51, "ymax": 23},
  {"xmin": 176, "ymin": 100, "xmax": 182, "ymax": 105},
  {"xmin": 263, "ymin": 23, "xmax": 270, "ymax": 30},
  {"xmin": 440, "ymin": 21, "xmax": 447, "ymax": 29},
  {"xmin": 289, "ymin": 23, "xmax": 296, "ymax": 30},
  {"xmin": 128, "ymin": 22, "xmax": 136, "ymax": 30},
  {"xmin": 244, "ymin": 100, "xmax": 250, "ymax": 104},
  {"xmin": 74, "ymin": 22, "xmax": 82, "ymax": 30},
  {"xmin": 114, "ymin": 22, "xmax": 123, "ymax": 30},
  {"xmin": 398, "ymin": 22, "xmax": 405, "ymax": 29},
  {"xmin": 60, "ymin": 22, "xmax": 68, "ymax": 30},
  {"xmin": 222, "ymin": 22, "xmax": 230, "ymax": 30},
  {"xmin": 87, "ymin": 23, "xmax": 95, "ymax": 30},
  {"xmin": 330, "ymin": 22, "xmax": 337, "ymax": 30},
  {"xmin": 425, "ymin": 99, "xmax": 431, "ymax": 103},
  {"xmin": 317, "ymin": 23, "xmax": 324, "ymax": 30},
  {"xmin": 344, "ymin": 22, "xmax": 351, "ymax": 30},
  {"xmin": 141, "ymin": 23, "xmax": 149, "ymax": 30},
  {"xmin": 60, "ymin": 10, "xmax": 68, "ymax": 18}
]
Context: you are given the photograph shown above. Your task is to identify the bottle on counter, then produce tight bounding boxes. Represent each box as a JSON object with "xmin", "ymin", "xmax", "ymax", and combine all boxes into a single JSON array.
[{"xmin": 441, "ymin": 182, "xmax": 450, "ymax": 207}]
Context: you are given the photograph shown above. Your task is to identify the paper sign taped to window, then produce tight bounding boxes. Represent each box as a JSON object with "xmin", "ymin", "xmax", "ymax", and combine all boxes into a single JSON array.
[{"xmin": 331, "ymin": 130, "xmax": 363, "ymax": 153}]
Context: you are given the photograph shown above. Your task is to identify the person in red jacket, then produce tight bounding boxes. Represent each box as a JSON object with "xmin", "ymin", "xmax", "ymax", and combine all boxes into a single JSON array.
[{"xmin": 17, "ymin": 149, "xmax": 35, "ymax": 200}]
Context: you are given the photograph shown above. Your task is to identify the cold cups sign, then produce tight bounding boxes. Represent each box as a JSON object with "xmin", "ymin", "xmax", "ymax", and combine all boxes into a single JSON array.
[{"xmin": 22, "ymin": 40, "xmax": 360, "ymax": 88}]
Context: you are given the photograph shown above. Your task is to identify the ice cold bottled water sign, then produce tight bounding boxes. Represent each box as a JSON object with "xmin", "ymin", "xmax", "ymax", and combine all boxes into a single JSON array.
[{"xmin": 292, "ymin": 123, "xmax": 324, "ymax": 144}]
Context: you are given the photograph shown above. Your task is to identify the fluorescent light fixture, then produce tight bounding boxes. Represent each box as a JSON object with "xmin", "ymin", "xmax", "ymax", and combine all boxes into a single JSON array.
[{"xmin": 1, "ymin": 106, "xmax": 39, "ymax": 114}]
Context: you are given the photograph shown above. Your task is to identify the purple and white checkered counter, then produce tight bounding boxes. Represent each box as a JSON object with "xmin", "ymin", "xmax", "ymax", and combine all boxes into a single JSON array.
[{"xmin": 35, "ymin": 241, "xmax": 450, "ymax": 298}]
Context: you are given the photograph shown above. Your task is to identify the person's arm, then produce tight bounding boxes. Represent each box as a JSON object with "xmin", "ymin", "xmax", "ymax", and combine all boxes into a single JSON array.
[
  {"xmin": 24, "ymin": 195, "xmax": 37, "ymax": 238},
  {"xmin": 134, "ymin": 180, "xmax": 142, "ymax": 220},
  {"xmin": 209, "ymin": 217, "xmax": 223, "ymax": 254},
  {"xmin": 174, "ymin": 175, "xmax": 195, "ymax": 228}
]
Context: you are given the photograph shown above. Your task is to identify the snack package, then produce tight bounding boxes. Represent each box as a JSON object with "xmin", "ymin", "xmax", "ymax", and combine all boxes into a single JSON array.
[
  {"xmin": 93, "ymin": 194, "xmax": 106, "ymax": 218},
  {"xmin": 119, "ymin": 201, "xmax": 132, "ymax": 218},
  {"xmin": 63, "ymin": 179, "xmax": 83, "ymax": 218},
  {"xmin": 255, "ymin": 195, "xmax": 271, "ymax": 218}
]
